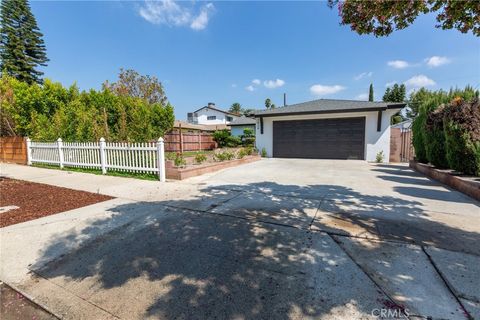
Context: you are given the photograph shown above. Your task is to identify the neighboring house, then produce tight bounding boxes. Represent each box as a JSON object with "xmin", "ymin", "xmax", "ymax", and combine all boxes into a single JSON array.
[
  {"xmin": 187, "ymin": 103, "xmax": 240, "ymax": 125},
  {"xmin": 391, "ymin": 119, "xmax": 413, "ymax": 130},
  {"xmin": 229, "ymin": 117, "xmax": 256, "ymax": 137},
  {"xmin": 254, "ymin": 99, "xmax": 405, "ymax": 162}
]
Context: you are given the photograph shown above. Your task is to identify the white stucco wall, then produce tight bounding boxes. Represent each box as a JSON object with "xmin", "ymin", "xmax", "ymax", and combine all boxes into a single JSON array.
[
  {"xmin": 195, "ymin": 108, "xmax": 239, "ymax": 125},
  {"xmin": 231, "ymin": 125, "xmax": 255, "ymax": 137},
  {"xmin": 255, "ymin": 110, "xmax": 397, "ymax": 162}
]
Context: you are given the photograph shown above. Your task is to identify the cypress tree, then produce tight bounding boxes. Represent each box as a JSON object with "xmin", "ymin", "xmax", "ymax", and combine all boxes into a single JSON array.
[
  {"xmin": 368, "ymin": 83, "xmax": 374, "ymax": 101},
  {"xmin": 0, "ymin": 0, "xmax": 48, "ymax": 84}
]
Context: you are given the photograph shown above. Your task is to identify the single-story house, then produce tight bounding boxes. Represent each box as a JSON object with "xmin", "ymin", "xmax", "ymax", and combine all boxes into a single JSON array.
[
  {"xmin": 254, "ymin": 99, "xmax": 405, "ymax": 162},
  {"xmin": 187, "ymin": 103, "xmax": 240, "ymax": 125},
  {"xmin": 229, "ymin": 117, "xmax": 256, "ymax": 137}
]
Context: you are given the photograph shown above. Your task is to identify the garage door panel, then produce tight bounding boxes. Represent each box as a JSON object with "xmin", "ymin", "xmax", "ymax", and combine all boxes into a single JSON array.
[{"xmin": 272, "ymin": 117, "xmax": 365, "ymax": 159}]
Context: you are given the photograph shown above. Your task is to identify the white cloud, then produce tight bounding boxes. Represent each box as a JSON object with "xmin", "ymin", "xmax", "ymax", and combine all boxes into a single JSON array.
[
  {"xmin": 138, "ymin": 0, "xmax": 214, "ymax": 31},
  {"xmin": 190, "ymin": 3, "xmax": 214, "ymax": 30},
  {"xmin": 425, "ymin": 56, "xmax": 450, "ymax": 67},
  {"xmin": 354, "ymin": 72, "xmax": 373, "ymax": 81},
  {"xmin": 387, "ymin": 60, "xmax": 410, "ymax": 69},
  {"xmin": 355, "ymin": 93, "xmax": 369, "ymax": 101},
  {"xmin": 245, "ymin": 85, "xmax": 255, "ymax": 92},
  {"xmin": 251, "ymin": 79, "xmax": 261, "ymax": 85},
  {"xmin": 404, "ymin": 75, "xmax": 436, "ymax": 88},
  {"xmin": 310, "ymin": 84, "xmax": 345, "ymax": 96},
  {"xmin": 385, "ymin": 81, "xmax": 398, "ymax": 87},
  {"xmin": 263, "ymin": 79, "xmax": 285, "ymax": 89}
]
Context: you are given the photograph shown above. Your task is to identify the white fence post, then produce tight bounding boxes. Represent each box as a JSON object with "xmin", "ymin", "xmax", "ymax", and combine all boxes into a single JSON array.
[
  {"xmin": 26, "ymin": 137, "xmax": 32, "ymax": 165},
  {"xmin": 99, "ymin": 137, "xmax": 107, "ymax": 174},
  {"xmin": 157, "ymin": 137, "xmax": 166, "ymax": 182},
  {"xmin": 57, "ymin": 138, "xmax": 64, "ymax": 168}
]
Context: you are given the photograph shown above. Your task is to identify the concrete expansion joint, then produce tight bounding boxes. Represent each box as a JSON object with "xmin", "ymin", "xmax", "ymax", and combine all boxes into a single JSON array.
[
  {"xmin": 328, "ymin": 234, "xmax": 412, "ymax": 320},
  {"xmin": 420, "ymin": 246, "xmax": 474, "ymax": 320},
  {"xmin": 27, "ymin": 270, "xmax": 121, "ymax": 319}
]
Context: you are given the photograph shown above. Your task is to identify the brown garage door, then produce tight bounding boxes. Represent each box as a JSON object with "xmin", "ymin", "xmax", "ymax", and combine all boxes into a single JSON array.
[{"xmin": 272, "ymin": 117, "xmax": 365, "ymax": 159}]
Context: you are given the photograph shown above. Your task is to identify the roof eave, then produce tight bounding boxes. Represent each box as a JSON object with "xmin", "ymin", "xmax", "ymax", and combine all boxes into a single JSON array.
[{"xmin": 254, "ymin": 106, "xmax": 390, "ymax": 118}]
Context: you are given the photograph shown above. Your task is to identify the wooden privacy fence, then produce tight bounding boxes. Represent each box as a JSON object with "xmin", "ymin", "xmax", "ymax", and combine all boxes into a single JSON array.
[
  {"xmin": 164, "ymin": 130, "xmax": 216, "ymax": 152},
  {"xmin": 1, "ymin": 136, "xmax": 27, "ymax": 164},
  {"xmin": 390, "ymin": 128, "xmax": 414, "ymax": 162},
  {"xmin": 27, "ymin": 137, "xmax": 166, "ymax": 181}
]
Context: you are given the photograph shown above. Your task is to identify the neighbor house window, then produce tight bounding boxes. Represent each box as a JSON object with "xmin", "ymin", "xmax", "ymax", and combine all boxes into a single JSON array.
[
  {"xmin": 226, "ymin": 116, "xmax": 233, "ymax": 122},
  {"xmin": 207, "ymin": 116, "xmax": 216, "ymax": 120}
]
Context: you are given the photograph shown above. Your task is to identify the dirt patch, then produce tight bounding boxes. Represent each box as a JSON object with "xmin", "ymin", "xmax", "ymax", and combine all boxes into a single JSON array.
[
  {"xmin": 0, "ymin": 282, "xmax": 58, "ymax": 320},
  {"xmin": 0, "ymin": 178, "xmax": 113, "ymax": 228}
]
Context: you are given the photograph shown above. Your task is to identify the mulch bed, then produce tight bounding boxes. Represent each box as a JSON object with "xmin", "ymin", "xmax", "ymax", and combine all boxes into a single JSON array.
[
  {"xmin": 0, "ymin": 178, "xmax": 113, "ymax": 228},
  {"xmin": 0, "ymin": 282, "xmax": 58, "ymax": 320}
]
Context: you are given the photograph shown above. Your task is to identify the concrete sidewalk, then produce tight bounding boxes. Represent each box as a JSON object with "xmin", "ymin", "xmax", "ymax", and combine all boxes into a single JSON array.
[{"xmin": 1, "ymin": 163, "xmax": 202, "ymax": 202}]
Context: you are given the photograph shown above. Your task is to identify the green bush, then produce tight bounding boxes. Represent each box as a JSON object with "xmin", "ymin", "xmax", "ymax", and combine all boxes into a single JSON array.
[
  {"xmin": 412, "ymin": 111, "xmax": 428, "ymax": 163},
  {"xmin": 194, "ymin": 153, "xmax": 207, "ymax": 164},
  {"xmin": 226, "ymin": 135, "xmax": 241, "ymax": 147},
  {"xmin": 214, "ymin": 150, "xmax": 235, "ymax": 161},
  {"xmin": 0, "ymin": 75, "xmax": 175, "ymax": 141},
  {"xmin": 444, "ymin": 98, "xmax": 480, "ymax": 175},
  {"xmin": 212, "ymin": 129, "xmax": 231, "ymax": 147},
  {"xmin": 261, "ymin": 148, "xmax": 267, "ymax": 157},
  {"xmin": 242, "ymin": 127, "xmax": 255, "ymax": 146},
  {"xmin": 237, "ymin": 148, "xmax": 247, "ymax": 159},
  {"xmin": 375, "ymin": 151, "xmax": 384, "ymax": 163},
  {"xmin": 174, "ymin": 153, "xmax": 186, "ymax": 167},
  {"xmin": 424, "ymin": 103, "xmax": 449, "ymax": 168}
]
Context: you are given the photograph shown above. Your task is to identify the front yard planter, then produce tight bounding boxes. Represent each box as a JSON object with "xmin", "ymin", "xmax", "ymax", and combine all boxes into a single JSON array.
[
  {"xmin": 166, "ymin": 155, "xmax": 260, "ymax": 180},
  {"xmin": 409, "ymin": 161, "xmax": 480, "ymax": 201}
]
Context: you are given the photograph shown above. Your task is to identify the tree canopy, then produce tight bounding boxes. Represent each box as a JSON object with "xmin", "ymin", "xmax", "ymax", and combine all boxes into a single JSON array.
[
  {"xmin": 368, "ymin": 83, "xmax": 374, "ymax": 101},
  {"xmin": 103, "ymin": 68, "xmax": 168, "ymax": 106},
  {"xmin": 265, "ymin": 98, "xmax": 276, "ymax": 109},
  {"xmin": 229, "ymin": 102, "xmax": 242, "ymax": 114},
  {"xmin": 383, "ymin": 84, "xmax": 406, "ymax": 103},
  {"xmin": 0, "ymin": 0, "xmax": 48, "ymax": 84},
  {"xmin": 1, "ymin": 70, "xmax": 175, "ymax": 141},
  {"xmin": 328, "ymin": 0, "xmax": 480, "ymax": 37}
]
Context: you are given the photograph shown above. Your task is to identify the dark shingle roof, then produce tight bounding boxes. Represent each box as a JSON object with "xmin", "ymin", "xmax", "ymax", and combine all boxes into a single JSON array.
[
  {"xmin": 254, "ymin": 99, "xmax": 405, "ymax": 117},
  {"xmin": 229, "ymin": 117, "xmax": 256, "ymax": 126}
]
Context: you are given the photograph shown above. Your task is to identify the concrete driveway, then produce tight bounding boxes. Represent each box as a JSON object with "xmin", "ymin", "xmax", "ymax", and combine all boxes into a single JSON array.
[{"xmin": 1, "ymin": 160, "xmax": 479, "ymax": 319}]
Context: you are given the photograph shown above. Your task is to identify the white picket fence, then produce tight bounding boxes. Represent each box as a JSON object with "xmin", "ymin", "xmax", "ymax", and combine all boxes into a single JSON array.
[{"xmin": 26, "ymin": 137, "xmax": 166, "ymax": 181}]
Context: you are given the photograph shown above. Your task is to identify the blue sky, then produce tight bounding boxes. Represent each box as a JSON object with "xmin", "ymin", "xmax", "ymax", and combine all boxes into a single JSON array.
[{"xmin": 32, "ymin": 1, "xmax": 480, "ymax": 119}]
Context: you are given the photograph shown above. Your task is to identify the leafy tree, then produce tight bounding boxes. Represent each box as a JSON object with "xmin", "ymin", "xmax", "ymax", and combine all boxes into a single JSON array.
[
  {"xmin": 328, "ymin": 0, "xmax": 480, "ymax": 37},
  {"xmin": 265, "ymin": 98, "xmax": 272, "ymax": 109},
  {"xmin": 229, "ymin": 102, "xmax": 242, "ymax": 114},
  {"xmin": 383, "ymin": 84, "xmax": 406, "ymax": 124},
  {"xmin": 383, "ymin": 84, "xmax": 406, "ymax": 103},
  {"xmin": 0, "ymin": 0, "xmax": 48, "ymax": 84},
  {"xmin": 368, "ymin": 83, "xmax": 374, "ymax": 101},
  {"xmin": 103, "ymin": 68, "xmax": 168, "ymax": 106}
]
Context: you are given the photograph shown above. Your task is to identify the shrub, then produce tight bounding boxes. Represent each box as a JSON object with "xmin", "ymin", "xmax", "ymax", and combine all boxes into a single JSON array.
[
  {"xmin": 237, "ymin": 148, "xmax": 248, "ymax": 159},
  {"xmin": 214, "ymin": 150, "xmax": 235, "ymax": 161},
  {"xmin": 412, "ymin": 111, "xmax": 428, "ymax": 163},
  {"xmin": 174, "ymin": 152, "xmax": 186, "ymax": 167},
  {"xmin": 375, "ymin": 151, "xmax": 384, "ymax": 163},
  {"xmin": 242, "ymin": 127, "xmax": 255, "ymax": 146},
  {"xmin": 212, "ymin": 129, "xmax": 231, "ymax": 147},
  {"xmin": 443, "ymin": 98, "xmax": 480, "ymax": 175},
  {"xmin": 243, "ymin": 146, "xmax": 255, "ymax": 155},
  {"xmin": 194, "ymin": 153, "xmax": 207, "ymax": 164},
  {"xmin": 226, "ymin": 135, "xmax": 241, "ymax": 147},
  {"xmin": 424, "ymin": 103, "xmax": 449, "ymax": 168},
  {"xmin": 261, "ymin": 148, "xmax": 267, "ymax": 157}
]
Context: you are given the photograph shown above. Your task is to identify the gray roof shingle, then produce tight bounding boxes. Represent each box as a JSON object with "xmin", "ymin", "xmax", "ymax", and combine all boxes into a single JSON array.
[
  {"xmin": 254, "ymin": 99, "xmax": 405, "ymax": 117},
  {"xmin": 229, "ymin": 117, "xmax": 256, "ymax": 126}
]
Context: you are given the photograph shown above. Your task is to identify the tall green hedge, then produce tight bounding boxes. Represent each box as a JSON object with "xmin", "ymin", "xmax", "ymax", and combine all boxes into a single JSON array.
[
  {"xmin": 443, "ymin": 99, "xmax": 480, "ymax": 175},
  {"xmin": 0, "ymin": 75, "xmax": 174, "ymax": 142},
  {"xmin": 411, "ymin": 86, "xmax": 479, "ymax": 176}
]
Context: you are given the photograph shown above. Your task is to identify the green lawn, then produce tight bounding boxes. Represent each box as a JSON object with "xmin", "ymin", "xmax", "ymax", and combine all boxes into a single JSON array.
[{"xmin": 32, "ymin": 163, "xmax": 160, "ymax": 181}]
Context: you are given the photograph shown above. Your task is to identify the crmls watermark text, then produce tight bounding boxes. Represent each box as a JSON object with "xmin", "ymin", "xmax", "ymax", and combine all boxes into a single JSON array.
[{"xmin": 371, "ymin": 308, "xmax": 410, "ymax": 318}]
